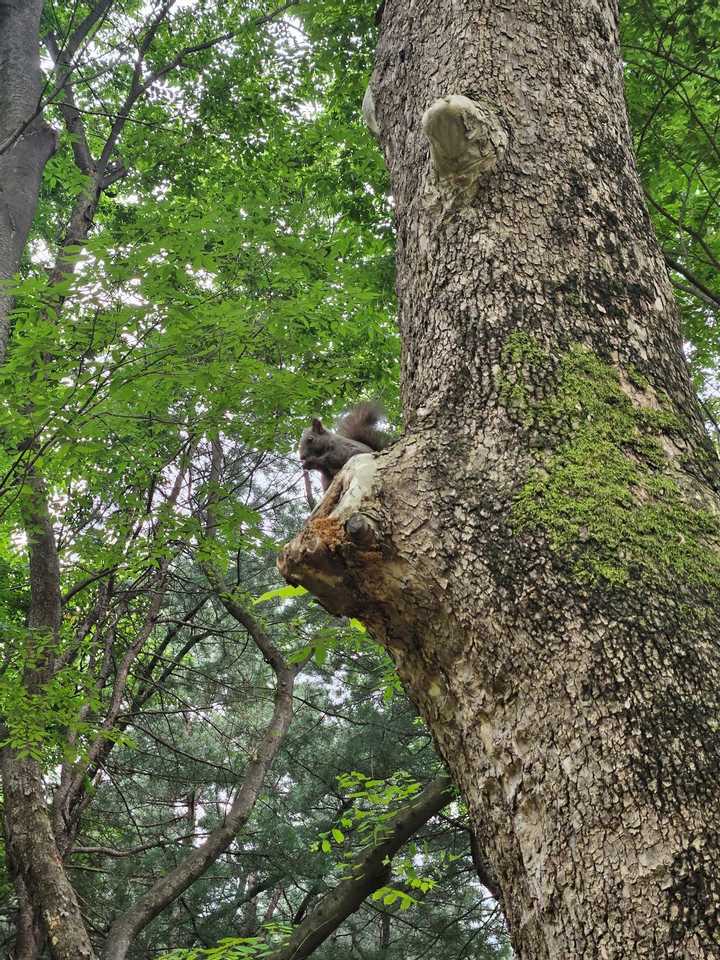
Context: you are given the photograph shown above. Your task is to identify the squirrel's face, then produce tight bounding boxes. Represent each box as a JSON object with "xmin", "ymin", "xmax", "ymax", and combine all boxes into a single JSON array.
[{"xmin": 299, "ymin": 419, "xmax": 329, "ymax": 469}]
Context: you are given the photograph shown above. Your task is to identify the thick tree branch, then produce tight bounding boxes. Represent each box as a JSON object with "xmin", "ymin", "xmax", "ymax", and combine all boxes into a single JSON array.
[
  {"xmin": 44, "ymin": 31, "xmax": 96, "ymax": 176},
  {"xmin": 1, "ymin": 466, "xmax": 72, "ymax": 955},
  {"xmin": 266, "ymin": 777, "xmax": 454, "ymax": 960},
  {"xmin": 61, "ymin": 0, "xmax": 116, "ymax": 68}
]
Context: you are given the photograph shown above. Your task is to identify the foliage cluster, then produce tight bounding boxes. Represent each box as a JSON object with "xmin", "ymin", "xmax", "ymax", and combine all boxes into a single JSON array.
[{"xmin": 622, "ymin": 0, "xmax": 720, "ymax": 390}]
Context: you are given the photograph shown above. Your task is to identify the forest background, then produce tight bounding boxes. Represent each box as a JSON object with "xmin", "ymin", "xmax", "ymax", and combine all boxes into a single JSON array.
[{"xmin": 0, "ymin": 0, "xmax": 718, "ymax": 958}]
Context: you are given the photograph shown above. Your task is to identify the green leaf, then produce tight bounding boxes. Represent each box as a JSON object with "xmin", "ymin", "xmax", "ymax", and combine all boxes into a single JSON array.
[{"xmin": 253, "ymin": 585, "xmax": 308, "ymax": 604}]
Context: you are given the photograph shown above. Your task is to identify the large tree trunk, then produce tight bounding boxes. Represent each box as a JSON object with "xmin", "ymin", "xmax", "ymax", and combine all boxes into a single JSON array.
[{"xmin": 280, "ymin": 1, "xmax": 720, "ymax": 958}]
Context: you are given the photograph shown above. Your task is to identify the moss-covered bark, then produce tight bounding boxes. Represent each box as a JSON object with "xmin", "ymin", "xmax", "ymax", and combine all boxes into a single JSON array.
[{"xmin": 505, "ymin": 336, "xmax": 720, "ymax": 592}]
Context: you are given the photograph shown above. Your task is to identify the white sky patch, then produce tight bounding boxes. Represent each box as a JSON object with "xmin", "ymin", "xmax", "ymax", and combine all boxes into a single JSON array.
[{"xmin": 29, "ymin": 238, "xmax": 54, "ymax": 266}]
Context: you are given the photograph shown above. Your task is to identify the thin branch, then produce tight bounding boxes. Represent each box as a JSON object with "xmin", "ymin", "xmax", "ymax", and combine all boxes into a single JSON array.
[
  {"xmin": 623, "ymin": 44, "xmax": 720, "ymax": 87},
  {"xmin": 56, "ymin": 484, "xmax": 192, "ymax": 832},
  {"xmin": 664, "ymin": 253, "xmax": 720, "ymax": 311},
  {"xmin": 63, "ymin": 566, "xmax": 116, "ymax": 605},
  {"xmin": 203, "ymin": 438, "xmax": 291, "ymax": 674},
  {"xmin": 69, "ymin": 834, "xmax": 197, "ymax": 859},
  {"xmin": 648, "ymin": 195, "xmax": 720, "ymax": 275},
  {"xmin": 700, "ymin": 399, "xmax": 720, "ymax": 446}
]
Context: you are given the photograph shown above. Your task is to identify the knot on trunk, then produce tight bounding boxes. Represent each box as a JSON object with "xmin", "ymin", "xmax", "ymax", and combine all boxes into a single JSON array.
[
  {"xmin": 345, "ymin": 512, "xmax": 380, "ymax": 549},
  {"xmin": 362, "ymin": 85, "xmax": 380, "ymax": 140},
  {"xmin": 278, "ymin": 455, "xmax": 388, "ymax": 618},
  {"xmin": 278, "ymin": 452, "xmax": 435, "ymax": 647},
  {"xmin": 421, "ymin": 94, "xmax": 508, "ymax": 211}
]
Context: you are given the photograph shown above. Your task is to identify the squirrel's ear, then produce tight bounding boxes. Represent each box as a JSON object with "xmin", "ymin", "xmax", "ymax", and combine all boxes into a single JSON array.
[{"xmin": 311, "ymin": 418, "xmax": 326, "ymax": 434}]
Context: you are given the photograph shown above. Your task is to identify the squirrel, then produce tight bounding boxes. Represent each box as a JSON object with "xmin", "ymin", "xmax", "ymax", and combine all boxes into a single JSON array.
[{"xmin": 299, "ymin": 401, "xmax": 391, "ymax": 491}]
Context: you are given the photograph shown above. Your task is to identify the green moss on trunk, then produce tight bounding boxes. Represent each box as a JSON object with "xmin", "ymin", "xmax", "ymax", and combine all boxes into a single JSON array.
[{"xmin": 502, "ymin": 334, "xmax": 720, "ymax": 589}]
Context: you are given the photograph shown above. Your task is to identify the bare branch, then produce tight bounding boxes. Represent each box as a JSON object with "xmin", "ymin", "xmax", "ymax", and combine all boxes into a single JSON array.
[
  {"xmin": 303, "ymin": 469, "xmax": 316, "ymax": 510},
  {"xmin": 63, "ymin": 566, "xmax": 116, "ymax": 605},
  {"xmin": 664, "ymin": 253, "xmax": 720, "ymax": 311},
  {"xmin": 648, "ymin": 194, "xmax": 720, "ymax": 275},
  {"xmin": 624, "ymin": 44, "xmax": 720, "ymax": 87},
  {"xmin": 69, "ymin": 834, "xmax": 197, "ymax": 860},
  {"xmin": 60, "ymin": 0, "xmax": 116, "ymax": 72},
  {"xmin": 102, "ymin": 650, "xmax": 298, "ymax": 960},
  {"xmin": 203, "ymin": 438, "xmax": 292, "ymax": 674}
]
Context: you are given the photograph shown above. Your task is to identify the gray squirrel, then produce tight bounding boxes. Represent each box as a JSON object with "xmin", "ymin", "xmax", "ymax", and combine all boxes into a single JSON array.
[{"xmin": 299, "ymin": 401, "xmax": 391, "ymax": 491}]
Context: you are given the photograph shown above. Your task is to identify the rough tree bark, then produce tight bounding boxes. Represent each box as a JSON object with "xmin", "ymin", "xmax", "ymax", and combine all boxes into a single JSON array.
[
  {"xmin": 1, "ymin": 750, "xmax": 96, "ymax": 960},
  {"xmin": 0, "ymin": 0, "xmax": 57, "ymax": 364},
  {"xmin": 280, "ymin": 1, "xmax": 720, "ymax": 958}
]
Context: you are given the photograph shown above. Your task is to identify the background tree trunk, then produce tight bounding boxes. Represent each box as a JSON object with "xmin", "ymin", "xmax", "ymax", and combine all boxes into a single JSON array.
[
  {"xmin": 0, "ymin": 0, "xmax": 56, "ymax": 363},
  {"xmin": 1, "ymin": 752, "xmax": 96, "ymax": 960},
  {"xmin": 281, "ymin": 1, "xmax": 720, "ymax": 957}
]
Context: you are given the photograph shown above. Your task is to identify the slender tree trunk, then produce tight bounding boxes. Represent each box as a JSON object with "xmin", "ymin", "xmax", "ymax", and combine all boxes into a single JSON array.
[
  {"xmin": 379, "ymin": 912, "xmax": 390, "ymax": 952},
  {"xmin": 0, "ymin": 0, "xmax": 56, "ymax": 364},
  {"xmin": 2, "ymin": 752, "xmax": 96, "ymax": 959},
  {"xmin": 238, "ymin": 873, "xmax": 260, "ymax": 938},
  {"xmin": 281, "ymin": 1, "xmax": 720, "ymax": 957},
  {"xmin": 10, "ymin": 876, "xmax": 42, "ymax": 960}
]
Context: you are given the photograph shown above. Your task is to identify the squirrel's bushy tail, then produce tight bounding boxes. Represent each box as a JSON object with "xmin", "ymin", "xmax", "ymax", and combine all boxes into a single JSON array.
[{"xmin": 336, "ymin": 401, "xmax": 390, "ymax": 452}]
